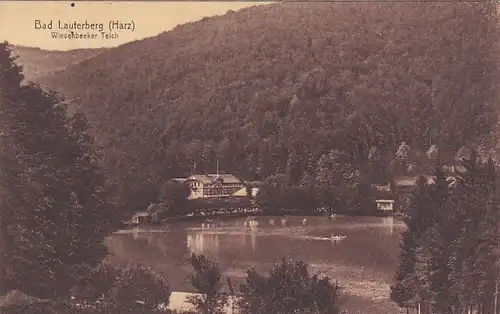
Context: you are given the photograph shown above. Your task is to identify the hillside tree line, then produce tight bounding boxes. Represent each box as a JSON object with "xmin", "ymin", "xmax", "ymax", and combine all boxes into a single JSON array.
[
  {"xmin": 36, "ymin": 2, "xmax": 500, "ymax": 215},
  {"xmin": 0, "ymin": 42, "xmax": 341, "ymax": 314}
]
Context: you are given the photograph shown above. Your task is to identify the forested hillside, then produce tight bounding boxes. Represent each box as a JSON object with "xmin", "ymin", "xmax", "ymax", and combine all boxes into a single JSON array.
[
  {"xmin": 36, "ymin": 2, "xmax": 500, "ymax": 214},
  {"xmin": 11, "ymin": 46, "xmax": 106, "ymax": 82}
]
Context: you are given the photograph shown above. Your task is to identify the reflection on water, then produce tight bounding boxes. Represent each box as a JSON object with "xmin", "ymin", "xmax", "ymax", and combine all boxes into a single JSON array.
[
  {"xmin": 187, "ymin": 232, "xmax": 220, "ymax": 254},
  {"xmin": 381, "ymin": 216, "xmax": 395, "ymax": 235},
  {"xmin": 188, "ymin": 219, "xmax": 261, "ymax": 255},
  {"xmin": 106, "ymin": 215, "xmax": 406, "ymax": 314}
]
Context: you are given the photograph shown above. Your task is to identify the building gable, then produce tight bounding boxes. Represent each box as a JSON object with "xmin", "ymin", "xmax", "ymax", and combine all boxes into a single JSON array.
[{"xmin": 173, "ymin": 173, "xmax": 245, "ymax": 199}]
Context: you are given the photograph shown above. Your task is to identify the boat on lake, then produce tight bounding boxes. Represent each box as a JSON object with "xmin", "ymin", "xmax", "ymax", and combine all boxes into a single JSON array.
[
  {"xmin": 307, "ymin": 234, "xmax": 347, "ymax": 241},
  {"xmin": 330, "ymin": 234, "xmax": 347, "ymax": 241},
  {"xmin": 122, "ymin": 210, "xmax": 160, "ymax": 228}
]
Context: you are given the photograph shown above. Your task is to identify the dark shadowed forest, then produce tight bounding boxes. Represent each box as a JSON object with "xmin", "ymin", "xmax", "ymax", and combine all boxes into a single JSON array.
[
  {"xmin": 1, "ymin": 42, "xmax": 342, "ymax": 314},
  {"xmin": 32, "ymin": 3, "xmax": 499, "ymax": 216}
]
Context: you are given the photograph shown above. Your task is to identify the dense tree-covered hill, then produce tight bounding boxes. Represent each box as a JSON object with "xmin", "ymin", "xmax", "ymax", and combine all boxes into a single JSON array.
[
  {"xmin": 11, "ymin": 46, "xmax": 106, "ymax": 82},
  {"xmin": 34, "ymin": 2, "xmax": 499, "ymax": 213}
]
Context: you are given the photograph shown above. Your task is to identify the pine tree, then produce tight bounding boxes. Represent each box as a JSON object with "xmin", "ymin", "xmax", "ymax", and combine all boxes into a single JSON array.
[
  {"xmin": 425, "ymin": 163, "xmax": 454, "ymax": 314},
  {"xmin": 439, "ymin": 149, "xmax": 479, "ymax": 313},
  {"xmin": 391, "ymin": 176, "xmax": 431, "ymax": 311},
  {"xmin": 285, "ymin": 149, "xmax": 302, "ymax": 184},
  {"xmin": 467, "ymin": 157, "xmax": 499, "ymax": 313},
  {"xmin": 434, "ymin": 150, "xmax": 500, "ymax": 313},
  {"xmin": 0, "ymin": 42, "xmax": 118, "ymax": 300},
  {"xmin": 0, "ymin": 42, "xmax": 24, "ymax": 297}
]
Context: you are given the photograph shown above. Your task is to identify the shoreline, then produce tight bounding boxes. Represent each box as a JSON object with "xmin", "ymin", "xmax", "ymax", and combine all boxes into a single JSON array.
[
  {"xmin": 111, "ymin": 213, "xmax": 402, "ymax": 314},
  {"xmin": 124, "ymin": 208, "xmax": 395, "ymax": 228}
]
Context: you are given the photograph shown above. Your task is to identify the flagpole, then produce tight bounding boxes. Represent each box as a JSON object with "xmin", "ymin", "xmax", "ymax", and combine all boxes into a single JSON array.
[{"xmin": 494, "ymin": 279, "xmax": 498, "ymax": 314}]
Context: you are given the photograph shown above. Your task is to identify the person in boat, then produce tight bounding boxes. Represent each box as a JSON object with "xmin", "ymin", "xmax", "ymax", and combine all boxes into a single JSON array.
[{"xmin": 330, "ymin": 233, "xmax": 346, "ymax": 240}]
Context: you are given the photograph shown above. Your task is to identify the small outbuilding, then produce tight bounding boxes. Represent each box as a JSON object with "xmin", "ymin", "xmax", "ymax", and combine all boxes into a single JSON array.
[
  {"xmin": 375, "ymin": 199, "xmax": 395, "ymax": 212},
  {"xmin": 132, "ymin": 211, "xmax": 159, "ymax": 224}
]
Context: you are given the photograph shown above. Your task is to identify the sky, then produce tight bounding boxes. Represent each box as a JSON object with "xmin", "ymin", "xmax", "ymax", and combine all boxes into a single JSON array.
[{"xmin": 0, "ymin": 1, "xmax": 269, "ymax": 51}]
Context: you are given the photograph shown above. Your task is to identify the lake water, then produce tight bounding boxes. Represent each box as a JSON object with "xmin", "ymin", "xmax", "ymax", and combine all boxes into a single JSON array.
[{"xmin": 105, "ymin": 215, "xmax": 407, "ymax": 314}]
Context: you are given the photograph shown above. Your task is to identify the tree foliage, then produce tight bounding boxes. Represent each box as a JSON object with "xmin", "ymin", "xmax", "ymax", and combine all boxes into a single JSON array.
[
  {"xmin": 238, "ymin": 258, "xmax": 342, "ymax": 314},
  {"xmin": 111, "ymin": 263, "xmax": 170, "ymax": 313},
  {"xmin": 71, "ymin": 262, "xmax": 171, "ymax": 314},
  {"xmin": 11, "ymin": 46, "xmax": 105, "ymax": 82},
  {"xmin": 158, "ymin": 181, "xmax": 191, "ymax": 215},
  {"xmin": 31, "ymin": 2, "xmax": 500, "ymax": 215},
  {"xmin": 187, "ymin": 254, "xmax": 227, "ymax": 314},
  {"xmin": 0, "ymin": 42, "xmax": 119, "ymax": 300},
  {"xmin": 391, "ymin": 150, "xmax": 500, "ymax": 314}
]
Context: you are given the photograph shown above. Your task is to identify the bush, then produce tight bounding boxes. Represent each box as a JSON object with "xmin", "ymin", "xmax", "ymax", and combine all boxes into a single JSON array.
[
  {"xmin": 159, "ymin": 181, "xmax": 191, "ymax": 215},
  {"xmin": 187, "ymin": 254, "xmax": 228, "ymax": 314},
  {"xmin": 70, "ymin": 262, "xmax": 170, "ymax": 314},
  {"xmin": 238, "ymin": 258, "xmax": 342, "ymax": 314},
  {"xmin": 111, "ymin": 263, "xmax": 170, "ymax": 313}
]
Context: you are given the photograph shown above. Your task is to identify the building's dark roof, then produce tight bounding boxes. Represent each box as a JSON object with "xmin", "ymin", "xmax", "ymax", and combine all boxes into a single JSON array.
[
  {"xmin": 187, "ymin": 174, "xmax": 242, "ymax": 184},
  {"xmin": 170, "ymin": 178, "xmax": 188, "ymax": 183},
  {"xmin": 133, "ymin": 211, "xmax": 151, "ymax": 217}
]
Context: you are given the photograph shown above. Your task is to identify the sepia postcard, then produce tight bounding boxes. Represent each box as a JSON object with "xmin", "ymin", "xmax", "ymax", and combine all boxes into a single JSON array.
[{"xmin": 0, "ymin": 1, "xmax": 499, "ymax": 314}]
